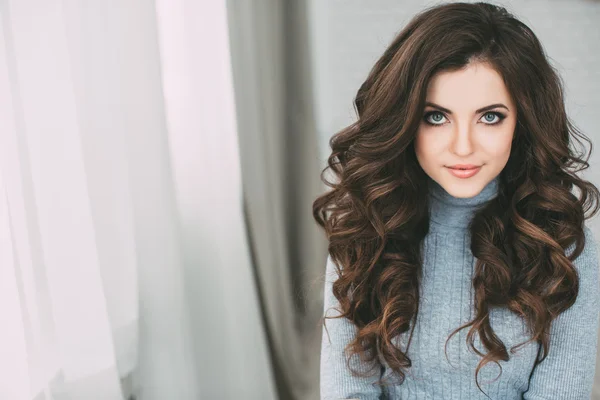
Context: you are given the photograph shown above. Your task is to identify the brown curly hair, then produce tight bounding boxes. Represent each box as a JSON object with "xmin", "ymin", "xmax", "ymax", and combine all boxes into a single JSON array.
[{"xmin": 312, "ymin": 1, "xmax": 600, "ymax": 397}]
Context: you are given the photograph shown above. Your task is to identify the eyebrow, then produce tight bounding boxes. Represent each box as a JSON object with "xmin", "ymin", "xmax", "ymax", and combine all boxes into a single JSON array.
[{"xmin": 424, "ymin": 102, "xmax": 510, "ymax": 114}]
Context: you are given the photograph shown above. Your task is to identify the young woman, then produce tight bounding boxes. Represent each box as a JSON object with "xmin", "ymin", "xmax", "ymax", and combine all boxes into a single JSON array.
[{"xmin": 312, "ymin": 2, "xmax": 600, "ymax": 399}]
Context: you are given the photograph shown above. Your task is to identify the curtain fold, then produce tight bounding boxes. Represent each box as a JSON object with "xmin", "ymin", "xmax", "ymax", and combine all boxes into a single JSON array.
[
  {"xmin": 152, "ymin": 0, "xmax": 277, "ymax": 398},
  {"xmin": 0, "ymin": 2, "xmax": 132, "ymax": 398},
  {"xmin": 226, "ymin": 0, "xmax": 328, "ymax": 398},
  {"xmin": 0, "ymin": 0, "xmax": 277, "ymax": 398}
]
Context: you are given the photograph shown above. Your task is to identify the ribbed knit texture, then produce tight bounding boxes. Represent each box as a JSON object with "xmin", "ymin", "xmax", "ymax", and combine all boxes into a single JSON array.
[{"xmin": 320, "ymin": 175, "xmax": 600, "ymax": 399}]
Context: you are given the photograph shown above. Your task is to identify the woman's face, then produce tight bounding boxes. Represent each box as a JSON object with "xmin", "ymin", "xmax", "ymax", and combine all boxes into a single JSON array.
[{"xmin": 414, "ymin": 61, "xmax": 517, "ymax": 198}]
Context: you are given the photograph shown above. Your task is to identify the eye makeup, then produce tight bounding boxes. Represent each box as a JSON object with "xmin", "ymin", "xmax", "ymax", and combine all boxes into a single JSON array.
[{"xmin": 422, "ymin": 110, "xmax": 507, "ymax": 127}]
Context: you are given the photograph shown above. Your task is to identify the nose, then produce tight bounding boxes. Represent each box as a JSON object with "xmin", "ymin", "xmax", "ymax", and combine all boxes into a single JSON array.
[{"xmin": 450, "ymin": 122, "xmax": 474, "ymax": 157}]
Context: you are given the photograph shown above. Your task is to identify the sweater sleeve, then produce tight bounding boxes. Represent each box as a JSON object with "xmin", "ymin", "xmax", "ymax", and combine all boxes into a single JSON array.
[
  {"xmin": 522, "ymin": 225, "xmax": 600, "ymax": 400},
  {"xmin": 320, "ymin": 254, "xmax": 385, "ymax": 400}
]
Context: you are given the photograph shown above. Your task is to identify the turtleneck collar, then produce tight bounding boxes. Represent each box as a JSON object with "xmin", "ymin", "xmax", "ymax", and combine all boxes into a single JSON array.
[{"xmin": 428, "ymin": 174, "xmax": 500, "ymax": 230}]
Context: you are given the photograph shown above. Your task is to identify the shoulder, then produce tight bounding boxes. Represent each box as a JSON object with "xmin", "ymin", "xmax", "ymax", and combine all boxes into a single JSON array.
[
  {"xmin": 567, "ymin": 224, "xmax": 599, "ymax": 270},
  {"xmin": 567, "ymin": 224, "xmax": 600, "ymax": 307},
  {"xmin": 583, "ymin": 224, "xmax": 599, "ymax": 258},
  {"xmin": 545, "ymin": 223, "xmax": 600, "ymax": 332},
  {"xmin": 323, "ymin": 254, "xmax": 343, "ymax": 305},
  {"xmin": 325, "ymin": 254, "xmax": 341, "ymax": 281}
]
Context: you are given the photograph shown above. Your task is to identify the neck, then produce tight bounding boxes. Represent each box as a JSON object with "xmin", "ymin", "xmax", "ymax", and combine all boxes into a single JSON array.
[{"xmin": 427, "ymin": 175, "xmax": 500, "ymax": 231}]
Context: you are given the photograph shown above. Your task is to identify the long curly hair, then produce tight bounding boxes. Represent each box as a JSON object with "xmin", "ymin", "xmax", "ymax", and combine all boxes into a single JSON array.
[{"xmin": 312, "ymin": 2, "xmax": 600, "ymax": 397}]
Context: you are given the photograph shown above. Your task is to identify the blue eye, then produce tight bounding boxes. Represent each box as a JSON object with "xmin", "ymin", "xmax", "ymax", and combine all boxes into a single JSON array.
[
  {"xmin": 423, "ymin": 111, "xmax": 447, "ymax": 126},
  {"xmin": 422, "ymin": 111, "xmax": 506, "ymax": 127},
  {"xmin": 481, "ymin": 112, "xmax": 505, "ymax": 124}
]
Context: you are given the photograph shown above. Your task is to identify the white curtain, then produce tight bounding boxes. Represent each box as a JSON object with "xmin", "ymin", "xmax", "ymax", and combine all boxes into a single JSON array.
[{"xmin": 0, "ymin": 0, "xmax": 276, "ymax": 399}]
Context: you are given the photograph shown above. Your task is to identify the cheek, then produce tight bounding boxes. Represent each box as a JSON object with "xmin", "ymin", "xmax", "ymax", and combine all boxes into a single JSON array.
[
  {"xmin": 481, "ymin": 131, "xmax": 514, "ymax": 160},
  {"xmin": 414, "ymin": 131, "xmax": 441, "ymax": 166}
]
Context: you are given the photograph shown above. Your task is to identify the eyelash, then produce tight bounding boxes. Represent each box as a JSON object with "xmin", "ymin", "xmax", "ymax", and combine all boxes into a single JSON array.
[{"xmin": 422, "ymin": 111, "xmax": 507, "ymax": 127}]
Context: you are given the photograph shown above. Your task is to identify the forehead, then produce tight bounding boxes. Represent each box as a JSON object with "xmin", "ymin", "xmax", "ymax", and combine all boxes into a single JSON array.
[{"xmin": 426, "ymin": 62, "xmax": 514, "ymax": 109}]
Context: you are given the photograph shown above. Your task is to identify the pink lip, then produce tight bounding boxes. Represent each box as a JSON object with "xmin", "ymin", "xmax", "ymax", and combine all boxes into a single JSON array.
[
  {"xmin": 446, "ymin": 165, "xmax": 481, "ymax": 179},
  {"xmin": 447, "ymin": 164, "xmax": 480, "ymax": 169}
]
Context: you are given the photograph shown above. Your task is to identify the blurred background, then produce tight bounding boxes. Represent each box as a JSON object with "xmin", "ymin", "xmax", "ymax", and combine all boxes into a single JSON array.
[{"xmin": 0, "ymin": 0, "xmax": 598, "ymax": 399}]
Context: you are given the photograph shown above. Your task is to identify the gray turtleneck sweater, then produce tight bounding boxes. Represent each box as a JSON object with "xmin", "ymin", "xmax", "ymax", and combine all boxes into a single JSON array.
[{"xmin": 320, "ymin": 175, "xmax": 600, "ymax": 399}]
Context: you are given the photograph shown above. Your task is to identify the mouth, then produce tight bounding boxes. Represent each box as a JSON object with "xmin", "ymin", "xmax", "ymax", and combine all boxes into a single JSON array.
[
  {"xmin": 446, "ymin": 164, "xmax": 481, "ymax": 170},
  {"xmin": 445, "ymin": 164, "xmax": 482, "ymax": 178}
]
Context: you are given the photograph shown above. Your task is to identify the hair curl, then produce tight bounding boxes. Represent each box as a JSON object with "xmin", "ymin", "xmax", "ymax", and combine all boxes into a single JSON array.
[{"xmin": 312, "ymin": 2, "xmax": 600, "ymax": 397}]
